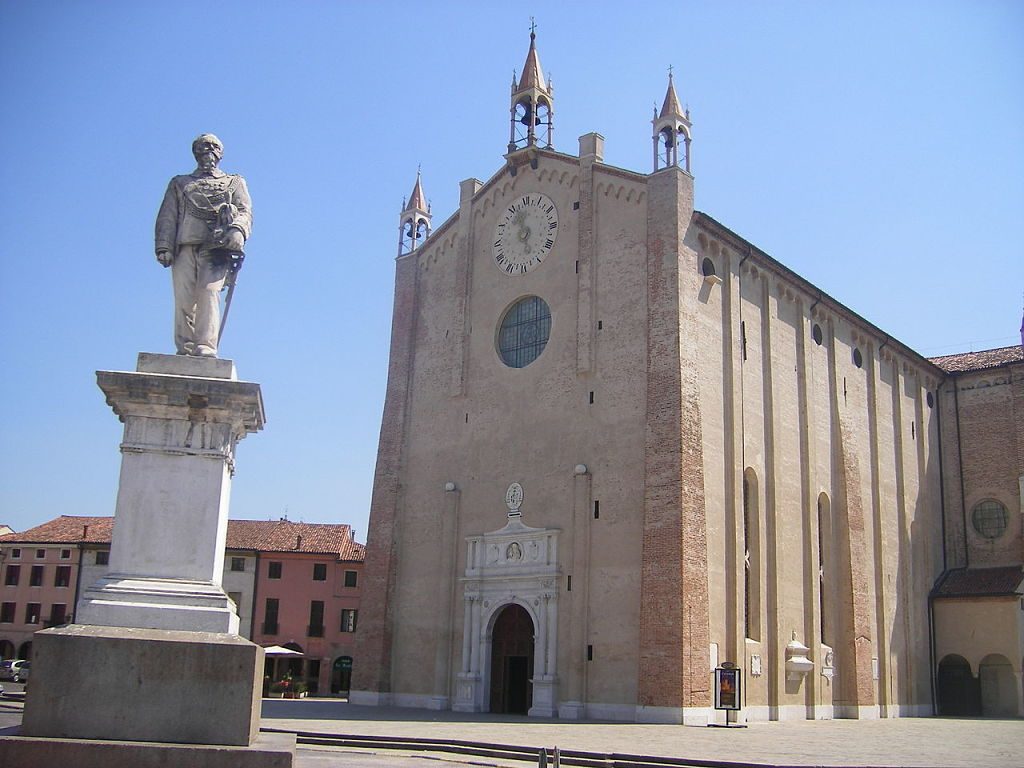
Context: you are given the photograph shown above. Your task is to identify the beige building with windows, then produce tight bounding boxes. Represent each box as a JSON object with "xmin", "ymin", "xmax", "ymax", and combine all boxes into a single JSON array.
[{"xmin": 352, "ymin": 32, "xmax": 1023, "ymax": 723}]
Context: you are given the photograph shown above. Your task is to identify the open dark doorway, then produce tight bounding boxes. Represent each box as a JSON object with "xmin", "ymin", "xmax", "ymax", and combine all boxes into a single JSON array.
[
  {"xmin": 331, "ymin": 655, "xmax": 353, "ymax": 695},
  {"xmin": 937, "ymin": 654, "xmax": 981, "ymax": 716},
  {"xmin": 489, "ymin": 603, "xmax": 534, "ymax": 714}
]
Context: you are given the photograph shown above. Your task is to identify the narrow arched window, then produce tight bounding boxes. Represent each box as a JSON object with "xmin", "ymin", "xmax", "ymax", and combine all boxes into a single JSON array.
[{"xmin": 743, "ymin": 469, "xmax": 761, "ymax": 641}]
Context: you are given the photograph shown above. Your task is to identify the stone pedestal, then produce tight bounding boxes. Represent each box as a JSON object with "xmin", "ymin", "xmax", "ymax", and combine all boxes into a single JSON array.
[
  {"xmin": 22, "ymin": 625, "xmax": 263, "ymax": 745},
  {"xmin": 16, "ymin": 353, "xmax": 283, "ymax": 764},
  {"xmin": 77, "ymin": 352, "xmax": 264, "ymax": 633}
]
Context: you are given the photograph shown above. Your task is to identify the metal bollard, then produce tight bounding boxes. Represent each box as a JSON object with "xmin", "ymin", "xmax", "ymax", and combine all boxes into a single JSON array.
[
  {"xmin": 538, "ymin": 747, "xmax": 548, "ymax": 767},
  {"xmin": 553, "ymin": 746, "xmax": 561, "ymax": 767}
]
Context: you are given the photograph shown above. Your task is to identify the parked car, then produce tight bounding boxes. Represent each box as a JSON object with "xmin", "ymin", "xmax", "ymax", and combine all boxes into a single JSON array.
[
  {"xmin": 0, "ymin": 660, "xmax": 28, "ymax": 681},
  {"xmin": 12, "ymin": 661, "xmax": 30, "ymax": 683}
]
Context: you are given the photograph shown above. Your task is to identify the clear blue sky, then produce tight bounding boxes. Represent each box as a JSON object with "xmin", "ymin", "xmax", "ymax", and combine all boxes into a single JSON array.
[{"xmin": 1, "ymin": 1, "xmax": 1021, "ymax": 538}]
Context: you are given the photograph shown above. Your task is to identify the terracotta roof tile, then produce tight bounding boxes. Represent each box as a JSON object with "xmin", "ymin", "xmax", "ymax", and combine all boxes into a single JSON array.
[
  {"xmin": 929, "ymin": 345, "xmax": 1023, "ymax": 374},
  {"xmin": 0, "ymin": 516, "xmax": 363, "ymax": 561},
  {"xmin": 933, "ymin": 566, "xmax": 1023, "ymax": 598},
  {"xmin": 0, "ymin": 515, "xmax": 114, "ymax": 544}
]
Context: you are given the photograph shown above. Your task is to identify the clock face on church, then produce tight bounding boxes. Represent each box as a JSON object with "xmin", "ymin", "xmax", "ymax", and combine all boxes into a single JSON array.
[{"xmin": 492, "ymin": 193, "xmax": 559, "ymax": 274}]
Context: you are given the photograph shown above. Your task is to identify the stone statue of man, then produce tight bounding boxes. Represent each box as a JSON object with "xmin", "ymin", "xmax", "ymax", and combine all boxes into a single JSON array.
[{"xmin": 155, "ymin": 134, "xmax": 252, "ymax": 357}]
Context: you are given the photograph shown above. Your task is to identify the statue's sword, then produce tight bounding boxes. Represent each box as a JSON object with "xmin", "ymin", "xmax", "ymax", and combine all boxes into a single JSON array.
[{"xmin": 218, "ymin": 253, "xmax": 244, "ymax": 345}]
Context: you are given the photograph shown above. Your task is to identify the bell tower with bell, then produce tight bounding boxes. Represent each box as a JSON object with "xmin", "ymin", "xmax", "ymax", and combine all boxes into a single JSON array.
[
  {"xmin": 398, "ymin": 169, "xmax": 431, "ymax": 256},
  {"xmin": 508, "ymin": 20, "xmax": 554, "ymax": 154},
  {"xmin": 652, "ymin": 67, "xmax": 692, "ymax": 173}
]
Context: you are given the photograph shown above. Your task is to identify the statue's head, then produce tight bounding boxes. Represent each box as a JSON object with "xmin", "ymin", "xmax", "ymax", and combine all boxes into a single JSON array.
[
  {"xmin": 192, "ymin": 133, "xmax": 225, "ymax": 159},
  {"xmin": 192, "ymin": 134, "xmax": 225, "ymax": 174}
]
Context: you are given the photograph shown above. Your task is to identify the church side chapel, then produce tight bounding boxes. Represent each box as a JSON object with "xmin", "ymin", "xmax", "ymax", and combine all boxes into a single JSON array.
[{"xmin": 352, "ymin": 30, "xmax": 1023, "ymax": 723}]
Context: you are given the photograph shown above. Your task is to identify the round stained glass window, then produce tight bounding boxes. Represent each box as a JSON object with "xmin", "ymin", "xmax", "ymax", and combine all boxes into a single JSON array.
[
  {"xmin": 971, "ymin": 500, "xmax": 1008, "ymax": 539},
  {"xmin": 497, "ymin": 296, "xmax": 551, "ymax": 368}
]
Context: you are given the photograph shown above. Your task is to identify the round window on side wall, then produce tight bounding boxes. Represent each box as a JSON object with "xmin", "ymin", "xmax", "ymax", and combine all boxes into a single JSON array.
[
  {"xmin": 497, "ymin": 296, "xmax": 552, "ymax": 368},
  {"xmin": 812, "ymin": 324, "xmax": 823, "ymax": 346},
  {"xmin": 853, "ymin": 348, "xmax": 863, "ymax": 368},
  {"xmin": 971, "ymin": 500, "xmax": 1008, "ymax": 540}
]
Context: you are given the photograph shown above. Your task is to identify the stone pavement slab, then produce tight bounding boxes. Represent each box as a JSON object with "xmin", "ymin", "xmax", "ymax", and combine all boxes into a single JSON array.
[{"xmin": 261, "ymin": 699, "xmax": 1024, "ymax": 768}]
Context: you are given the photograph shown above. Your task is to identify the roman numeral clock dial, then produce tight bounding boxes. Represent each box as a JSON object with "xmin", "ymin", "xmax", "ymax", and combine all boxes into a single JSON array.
[{"xmin": 492, "ymin": 193, "xmax": 559, "ymax": 274}]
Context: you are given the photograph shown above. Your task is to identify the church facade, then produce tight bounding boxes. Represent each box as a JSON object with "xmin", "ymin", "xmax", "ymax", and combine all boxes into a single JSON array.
[{"xmin": 351, "ymin": 33, "xmax": 1023, "ymax": 723}]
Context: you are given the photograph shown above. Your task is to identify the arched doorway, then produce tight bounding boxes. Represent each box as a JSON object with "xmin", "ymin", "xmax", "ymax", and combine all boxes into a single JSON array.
[
  {"xmin": 0, "ymin": 640, "xmax": 14, "ymax": 660},
  {"xmin": 979, "ymin": 654, "xmax": 1016, "ymax": 717},
  {"xmin": 17, "ymin": 641, "xmax": 32, "ymax": 660},
  {"xmin": 331, "ymin": 656, "xmax": 353, "ymax": 695},
  {"xmin": 937, "ymin": 654, "xmax": 980, "ymax": 716},
  {"xmin": 489, "ymin": 603, "xmax": 534, "ymax": 714}
]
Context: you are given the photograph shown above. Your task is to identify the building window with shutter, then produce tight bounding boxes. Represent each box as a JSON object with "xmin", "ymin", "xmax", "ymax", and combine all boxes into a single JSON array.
[{"xmin": 341, "ymin": 609, "xmax": 358, "ymax": 633}]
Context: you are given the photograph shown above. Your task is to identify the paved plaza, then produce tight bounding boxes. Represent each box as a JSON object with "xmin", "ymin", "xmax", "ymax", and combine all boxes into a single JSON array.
[
  {"xmin": 3, "ymin": 694, "xmax": 1022, "ymax": 767},
  {"xmin": 260, "ymin": 699, "xmax": 1024, "ymax": 768}
]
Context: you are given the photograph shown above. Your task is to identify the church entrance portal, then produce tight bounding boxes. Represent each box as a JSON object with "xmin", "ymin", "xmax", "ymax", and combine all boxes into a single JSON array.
[{"xmin": 489, "ymin": 604, "xmax": 534, "ymax": 714}]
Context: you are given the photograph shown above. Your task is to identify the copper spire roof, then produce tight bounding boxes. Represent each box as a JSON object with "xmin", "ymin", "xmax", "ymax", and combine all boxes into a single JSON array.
[
  {"xmin": 660, "ymin": 71, "xmax": 684, "ymax": 119},
  {"xmin": 408, "ymin": 170, "xmax": 427, "ymax": 212},
  {"xmin": 516, "ymin": 30, "xmax": 549, "ymax": 94}
]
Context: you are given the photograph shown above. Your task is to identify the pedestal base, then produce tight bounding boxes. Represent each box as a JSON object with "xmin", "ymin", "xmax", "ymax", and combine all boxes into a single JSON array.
[
  {"xmin": 77, "ymin": 575, "xmax": 240, "ymax": 634},
  {"xmin": 0, "ymin": 732, "xmax": 294, "ymax": 768},
  {"xmin": 22, "ymin": 624, "xmax": 263, "ymax": 746},
  {"xmin": 528, "ymin": 676, "xmax": 557, "ymax": 717},
  {"xmin": 453, "ymin": 673, "xmax": 482, "ymax": 712}
]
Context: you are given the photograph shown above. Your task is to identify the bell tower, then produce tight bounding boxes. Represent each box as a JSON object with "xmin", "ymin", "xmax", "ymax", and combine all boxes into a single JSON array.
[
  {"xmin": 652, "ymin": 68, "xmax": 692, "ymax": 173},
  {"xmin": 508, "ymin": 21, "xmax": 554, "ymax": 153},
  {"xmin": 398, "ymin": 169, "xmax": 431, "ymax": 256}
]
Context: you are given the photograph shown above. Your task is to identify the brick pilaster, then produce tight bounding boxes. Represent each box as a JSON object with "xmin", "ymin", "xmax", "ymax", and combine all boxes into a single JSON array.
[{"xmin": 639, "ymin": 167, "xmax": 710, "ymax": 712}]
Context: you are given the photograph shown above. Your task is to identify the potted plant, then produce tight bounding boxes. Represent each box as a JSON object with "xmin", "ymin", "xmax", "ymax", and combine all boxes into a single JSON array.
[{"xmin": 269, "ymin": 674, "xmax": 293, "ymax": 698}]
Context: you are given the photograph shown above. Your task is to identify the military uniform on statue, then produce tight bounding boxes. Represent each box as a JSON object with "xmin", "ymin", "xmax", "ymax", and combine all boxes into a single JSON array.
[{"xmin": 155, "ymin": 133, "xmax": 252, "ymax": 357}]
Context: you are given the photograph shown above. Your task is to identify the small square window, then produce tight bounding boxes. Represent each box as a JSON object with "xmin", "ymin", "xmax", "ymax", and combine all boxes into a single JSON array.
[
  {"xmin": 96, "ymin": 550, "xmax": 110, "ymax": 565},
  {"xmin": 60, "ymin": 549, "xmax": 71, "ymax": 559},
  {"xmin": 313, "ymin": 563, "xmax": 327, "ymax": 581},
  {"xmin": 10, "ymin": 549, "xmax": 21, "ymax": 559},
  {"xmin": 230, "ymin": 557, "xmax": 246, "ymax": 572},
  {"xmin": 343, "ymin": 570, "xmax": 358, "ymax": 588},
  {"xmin": 268, "ymin": 561, "xmax": 282, "ymax": 579},
  {"xmin": 35, "ymin": 549, "xmax": 45, "ymax": 559}
]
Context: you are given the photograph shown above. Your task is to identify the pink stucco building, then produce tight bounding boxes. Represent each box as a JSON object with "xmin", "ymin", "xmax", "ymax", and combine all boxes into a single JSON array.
[{"xmin": 0, "ymin": 516, "xmax": 364, "ymax": 695}]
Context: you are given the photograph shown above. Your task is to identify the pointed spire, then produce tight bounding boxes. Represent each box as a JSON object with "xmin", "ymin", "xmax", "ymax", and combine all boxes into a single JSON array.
[
  {"xmin": 517, "ymin": 21, "xmax": 549, "ymax": 94},
  {"xmin": 408, "ymin": 167, "xmax": 427, "ymax": 212},
  {"xmin": 660, "ymin": 67, "xmax": 683, "ymax": 119}
]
